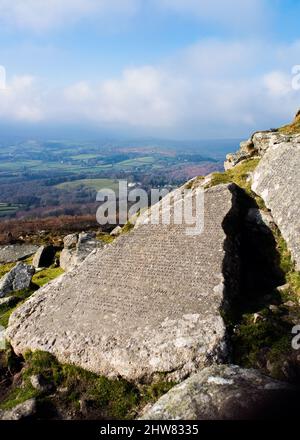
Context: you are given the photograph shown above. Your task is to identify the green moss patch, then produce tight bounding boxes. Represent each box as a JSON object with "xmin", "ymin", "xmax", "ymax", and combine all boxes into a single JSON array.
[
  {"xmin": 185, "ymin": 176, "xmax": 205, "ymax": 190},
  {"xmin": 209, "ymin": 158, "xmax": 259, "ymax": 186},
  {"xmin": 0, "ymin": 350, "xmax": 176, "ymax": 419},
  {"xmin": 32, "ymin": 267, "xmax": 64, "ymax": 288},
  {"xmin": 208, "ymin": 158, "xmax": 261, "ymax": 201},
  {"xmin": 232, "ymin": 312, "xmax": 292, "ymax": 371},
  {"xmin": 122, "ymin": 220, "xmax": 135, "ymax": 235},
  {"xmin": 0, "ymin": 288, "xmax": 35, "ymax": 328},
  {"xmin": 0, "ymin": 384, "xmax": 38, "ymax": 411},
  {"xmin": 96, "ymin": 233, "xmax": 115, "ymax": 245},
  {"xmin": 0, "ymin": 263, "xmax": 15, "ymax": 279}
]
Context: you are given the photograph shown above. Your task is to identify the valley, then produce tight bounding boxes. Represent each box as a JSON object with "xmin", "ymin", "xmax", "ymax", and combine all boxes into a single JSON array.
[{"xmin": 0, "ymin": 138, "xmax": 231, "ymax": 223}]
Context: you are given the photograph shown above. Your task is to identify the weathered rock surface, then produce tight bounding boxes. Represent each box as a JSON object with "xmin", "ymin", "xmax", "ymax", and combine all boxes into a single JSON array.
[
  {"xmin": 7, "ymin": 184, "xmax": 241, "ymax": 382},
  {"xmin": 224, "ymin": 129, "xmax": 300, "ymax": 170},
  {"xmin": 252, "ymin": 141, "xmax": 300, "ymax": 270},
  {"xmin": 60, "ymin": 232, "xmax": 103, "ymax": 272},
  {"xmin": 32, "ymin": 245, "xmax": 56, "ymax": 268},
  {"xmin": 0, "ymin": 262, "xmax": 35, "ymax": 298},
  {"xmin": 0, "ymin": 398, "xmax": 36, "ymax": 420},
  {"xmin": 141, "ymin": 365, "xmax": 297, "ymax": 420},
  {"xmin": 0, "ymin": 244, "xmax": 38, "ymax": 264}
]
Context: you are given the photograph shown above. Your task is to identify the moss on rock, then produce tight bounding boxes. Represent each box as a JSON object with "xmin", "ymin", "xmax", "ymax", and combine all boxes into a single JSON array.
[{"xmin": 207, "ymin": 158, "xmax": 264, "ymax": 207}]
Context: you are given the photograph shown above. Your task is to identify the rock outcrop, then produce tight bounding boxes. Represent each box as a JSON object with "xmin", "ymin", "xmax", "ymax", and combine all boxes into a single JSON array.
[
  {"xmin": 60, "ymin": 232, "xmax": 103, "ymax": 272},
  {"xmin": 225, "ymin": 130, "xmax": 300, "ymax": 170},
  {"xmin": 141, "ymin": 365, "xmax": 297, "ymax": 420},
  {"xmin": 0, "ymin": 244, "xmax": 38, "ymax": 264},
  {"xmin": 32, "ymin": 245, "xmax": 56, "ymax": 269},
  {"xmin": 223, "ymin": 112, "xmax": 300, "ymax": 271},
  {"xmin": 252, "ymin": 140, "xmax": 300, "ymax": 270},
  {"xmin": 0, "ymin": 262, "xmax": 35, "ymax": 298},
  {"xmin": 7, "ymin": 183, "xmax": 241, "ymax": 382}
]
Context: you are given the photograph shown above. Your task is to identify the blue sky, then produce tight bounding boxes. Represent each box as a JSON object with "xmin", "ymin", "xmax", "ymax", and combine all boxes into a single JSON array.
[{"xmin": 0, "ymin": 0, "xmax": 300, "ymax": 139}]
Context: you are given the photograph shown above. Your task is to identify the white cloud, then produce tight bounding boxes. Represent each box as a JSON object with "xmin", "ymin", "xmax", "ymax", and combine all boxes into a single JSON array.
[
  {"xmin": 263, "ymin": 71, "xmax": 292, "ymax": 96},
  {"xmin": 57, "ymin": 39, "xmax": 300, "ymax": 136},
  {"xmin": 63, "ymin": 67, "xmax": 181, "ymax": 127},
  {"xmin": 0, "ymin": 0, "xmax": 139, "ymax": 32},
  {"xmin": 0, "ymin": 75, "xmax": 43, "ymax": 122},
  {"xmin": 1, "ymin": 38, "xmax": 300, "ymax": 137}
]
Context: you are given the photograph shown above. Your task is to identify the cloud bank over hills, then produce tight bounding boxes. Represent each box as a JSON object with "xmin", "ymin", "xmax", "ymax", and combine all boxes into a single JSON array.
[{"xmin": 0, "ymin": 0, "xmax": 299, "ymax": 138}]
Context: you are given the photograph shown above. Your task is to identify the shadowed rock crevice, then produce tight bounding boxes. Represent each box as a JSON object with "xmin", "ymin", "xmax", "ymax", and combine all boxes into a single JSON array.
[
  {"xmin": 222, "ymin": 186, "xmax": 284, "ymax": 323},
  {"xmin": 221, "ymin": 184, "xmax": 244, "ymax": 313},
  {"xmin": 220, "ymin": 186, "xmax": 295, "ymax": 383}
]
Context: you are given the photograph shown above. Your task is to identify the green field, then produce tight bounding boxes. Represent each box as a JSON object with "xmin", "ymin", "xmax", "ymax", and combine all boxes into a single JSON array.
[
  {"xmin": 0, "ymin": 160, "xmax": 116, "ymax": 176},
  {"xmin": 116, "ymin": 156, "xmax": 155, "ymax": 168},
  {"xmin": 56, "ymin": 178, "xmax": 120, "ymax": 192},
  {"xmin": 70, "ymin": 154, "xmax": 101, "ymax": 160},
  {"xmin": 0, "ymin": 203, "xmax": 22, "ymax": 217},
  {"xmin": 0, "ymin": 141, "xmax": 222, "ymax": 221}
]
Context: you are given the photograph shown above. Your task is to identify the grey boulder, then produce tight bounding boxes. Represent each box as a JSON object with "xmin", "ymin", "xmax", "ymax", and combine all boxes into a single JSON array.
[
  {"xmin": 0, "ymin": 262, "xmax": 35, "ymax": 298},
  {"xmin": 32, "ymin": 245, "xmax": 56, "ymax": 268},
  {"xmin": 60, "ymin": 232, "xmax": 103, "ymax": 272},
  {"xmin": 141, "ymin": 365, "xmax": 297, "ymax": 420},
  {"xmin": 0, "ymin": 244, "xmax": 38, "ymax": 264}
]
